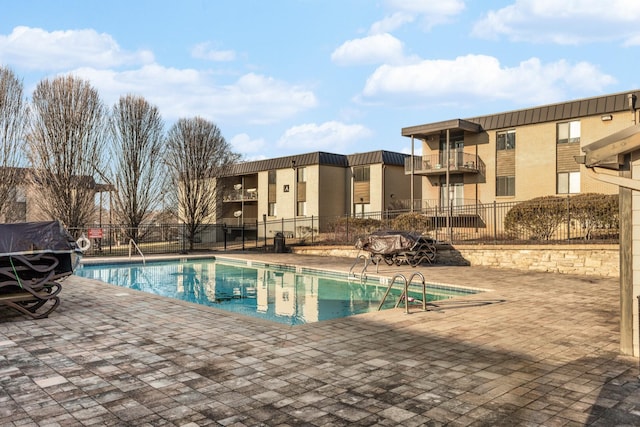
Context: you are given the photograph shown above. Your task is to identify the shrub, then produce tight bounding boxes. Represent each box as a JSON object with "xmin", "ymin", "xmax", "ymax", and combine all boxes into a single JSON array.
[
  {"xmin": 504, "ymin": 193, "xmax": 618, "ymax": 240},
  {"xmin": 504, "ymin": 196, "xmax": 566, "ymax": 240},
  {"xmin": 569, "ymin": 193, "xmax": 618, "ymax": 239},
  {"xmin": 390, "ymin": 212, "xmax": 432, "ymax": 234},
  {"xmin": 327, "ymin": 216, "xmax": 382, "ymax": 241}
]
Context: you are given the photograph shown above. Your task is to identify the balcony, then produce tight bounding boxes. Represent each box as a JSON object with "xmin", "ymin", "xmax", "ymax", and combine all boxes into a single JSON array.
[
  {"xmin": 405, "ymin": 153, "xmax": 485, "ymax": 176},
  {"xmin": 223, "ymin": 188, "xmax": 258, "ymax": 202}
]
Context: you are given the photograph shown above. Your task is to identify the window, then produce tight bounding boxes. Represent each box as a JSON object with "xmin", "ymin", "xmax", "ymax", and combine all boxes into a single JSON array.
[
  {"xmin": 354, "ymin": 201, "xmax": 370, "ymax": 217},
  {"xmin": 439, "ymin": 179, "xmax": 464, "ymax": 207},
  {"xmin": 295, "ymin": 167, "xmax": 307, "ymax": 213},
  {"xmin": 496, "ymin": 176, "xmax": 515, "ymax": 197},
  {"xmin": 557, "ymin": 172, "xmax": 580, "ymax": 194},
  {"xmin": 4, "ymin": 188, "xmax": 26, "ymax": 222},
  {"xmin": 268, "ymin": 202, "xmax": 276, "ymax": 216},
  {"xmin": 297, "ymin": 201, "xmax": 306, "ymax": 216},
  {"xmin": 439, "ymin": 131, "xmax": 464, "ymax": 166},
  {"xmin": 557, "ymin": 121, "xmax": 580, "ymax": 144},
  {"xmin": 497, "ymin": 130, "xmax": 515, "ymax": 150},
  {"xmin": 353, "ymin": 166, "xmax": 370, "ymax": 182},
  {"xmin": 296, "ymin": 167, "xmax": 306, "ymax": 183},
  {"xmin": 268, "ymin": 170, "xmax": 276, "ymax": 184},
  {"xmin": 15, "ymin": 187, "xmax": 26, "ymax": 203}
]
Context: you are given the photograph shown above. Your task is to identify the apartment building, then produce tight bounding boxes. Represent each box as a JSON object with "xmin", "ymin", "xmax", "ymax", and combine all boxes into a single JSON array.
[
  {"xmin": 0, "ymin": 167, "xmax": 110, "ymax": 224},
  {"xmin": 401, "ymin": 90, "xmax": 640, "ymax": 209},
  {"xmin": 220, "ymin": 150, "xmax": 421, "ymax": 233},
  {"xmin": 402, "ymin": 90, "xmax": 640, "ymax": 357}
]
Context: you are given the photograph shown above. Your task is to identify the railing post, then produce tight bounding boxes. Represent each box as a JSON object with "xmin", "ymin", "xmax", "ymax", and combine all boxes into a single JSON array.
[
  {"xmin": 346, "ymin": 215, "xmax": 349, "ymax": 243},
  {"xmin": 242, "ymin": 222, "xmax": 245, "ymax": 251},
  {"xmin": 223, "ymin": 224, "xmax": 227, "ymax": 250},
  {"xmin": 493, "ymin": 201, "xmax": 497, "ymax": 243},
  {"xmin": 566, "ymin": 195, "xmax": 571, "ymax": 241},
  {"xmin": 263, "ymin": 214, "xmax": 267, "ymax": 250}
]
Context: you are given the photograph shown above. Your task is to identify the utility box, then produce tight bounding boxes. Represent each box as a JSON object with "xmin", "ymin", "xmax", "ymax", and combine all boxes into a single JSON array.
[{"xmin": 274, "ymin": 232, "xmax": 286, "ymax": 253}]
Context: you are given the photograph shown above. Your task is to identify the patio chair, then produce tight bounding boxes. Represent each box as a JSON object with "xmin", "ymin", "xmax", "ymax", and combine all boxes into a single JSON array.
[
  {"xmin": 0, "ymin": 221, "xmax": 83, "ymax": 319},
  {"xmin": 355, "ymin": 231, "xmax": 437, "ymax": 268}
]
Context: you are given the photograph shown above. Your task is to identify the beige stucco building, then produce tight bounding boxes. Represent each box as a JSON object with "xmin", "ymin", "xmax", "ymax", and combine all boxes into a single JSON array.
[
  {"xmin": 220, "ymin": 150, "xmax": 421, "ymax": 235},
  {"xmin": 401, "ymin": 90, "xmax": 640, "ymax": 209},
  {"xmin": 403, "ymin": 90, "xmax": 640, "ymax": 357},
  {"xmin": 0, "ymin": 168, "xmax": 110, "ymax": 226}
]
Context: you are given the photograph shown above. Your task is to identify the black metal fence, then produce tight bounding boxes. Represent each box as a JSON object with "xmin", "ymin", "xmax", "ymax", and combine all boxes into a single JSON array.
[
  {"xmin": 325, "ymin": 195, "xmax": 619, "ymax": 245},
  {"xmin": 71, "ymin": 195, "xmax": 618, "ymax": 258}
]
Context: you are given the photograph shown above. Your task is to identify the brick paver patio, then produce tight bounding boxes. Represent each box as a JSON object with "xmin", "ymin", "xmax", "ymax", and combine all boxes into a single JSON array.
[{"xmin": 1, "ymin": 252, "xmax": 640, "ymax": 426}]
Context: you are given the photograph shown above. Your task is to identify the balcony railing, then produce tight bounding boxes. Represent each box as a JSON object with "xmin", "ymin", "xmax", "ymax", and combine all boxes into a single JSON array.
[
  {"xmin": 405, "ymin": 153, "xmax": 486, "ymax": 176},
  {"xmin": 223, "ymin": 189, "xmax": 258, "ymax": 202}
]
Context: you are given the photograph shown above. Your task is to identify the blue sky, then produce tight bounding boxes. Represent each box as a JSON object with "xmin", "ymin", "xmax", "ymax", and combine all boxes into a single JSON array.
[{"xmin": 2, "ymin": 0, "xmax": 639, "ymax": 161}]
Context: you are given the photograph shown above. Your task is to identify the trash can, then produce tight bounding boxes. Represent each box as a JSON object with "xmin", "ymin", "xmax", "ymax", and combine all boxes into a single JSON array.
[{"xmin": 274, "ymin": 232, "xmax": 286, "ymax": 253}]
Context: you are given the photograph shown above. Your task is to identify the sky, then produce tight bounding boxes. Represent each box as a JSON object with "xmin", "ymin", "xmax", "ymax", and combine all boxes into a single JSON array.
[{"xmin": 2, "ymin": 0, "xmax": 640, "ymax": 162}]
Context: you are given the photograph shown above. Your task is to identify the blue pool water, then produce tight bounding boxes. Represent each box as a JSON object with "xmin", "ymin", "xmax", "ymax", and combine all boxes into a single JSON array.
[{"xmin": 75, "ymin": 258, "xmax": 477, "ymax": 325}]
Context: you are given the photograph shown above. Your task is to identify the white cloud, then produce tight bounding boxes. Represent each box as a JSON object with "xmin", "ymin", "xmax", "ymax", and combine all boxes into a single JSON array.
[
  {"xmin": 387, "ymin": 0, "xmax": 465, "ymax": 16},
  {"xmin": 69, "ymin": 66, "xmax": 318, "ymax": 124},
  {"xmin": 383, "ymin": 0, "xmax": 465, "ymax": 30},
  {"xmin": 191, "ymin": 42, "xmax": 236, "ymax": 62},
  {"xmin": 334, "ymin": 0, "xmax": 465, "ymax": 67},
  {"xmin": 472, "ymin": 0, "xmax": 640, "ymax": 45},
  {"xmin": 624, "ymin": 34, "xmax": 640, "ymax": 46},
  {"xmin": 0, "ymin": 26, "xmax": 153, "ymax": 70},
  {"xmin": 277, "ymin": 121, "xmax": 373, "ymax": 153},
  {"xmin": 0, "ymin": 25, "xmax": 317, "ymax": 129},
  {"xmin": 369, "ymin": 12, "xmax": 415, "ymax": 34},
  {"xmin": 361, "ymin": 55, "xmax": 616, "ymax": 106},
  {"xmin": 331, "ymin": 33, "xmax": 408, "ymax": 66},
  {"xmin": 230, "ymin": 133, "xmax": 267, "ymax": 159}
]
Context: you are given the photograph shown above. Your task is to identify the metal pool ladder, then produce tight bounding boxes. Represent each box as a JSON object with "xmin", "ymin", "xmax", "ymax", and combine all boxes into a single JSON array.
[
  {"xmin": 348, "ymin": 254, "xmax": 370, "ymax": 283},
  {"xmin": 128, "ymin": 239, "xmax": 146, "ymax": 265},
  {"xmin": 378, "ymin": 272, "xmax": 427, "ymax": 314}
]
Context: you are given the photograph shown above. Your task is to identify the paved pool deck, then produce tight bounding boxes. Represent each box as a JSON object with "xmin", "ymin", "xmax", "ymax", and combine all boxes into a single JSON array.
[{"xmin": 2, "ymin": 251, "xmax": 640, "ymax": 426}]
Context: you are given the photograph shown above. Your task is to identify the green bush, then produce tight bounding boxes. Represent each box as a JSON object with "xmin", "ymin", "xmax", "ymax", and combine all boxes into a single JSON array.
[
  {"xmin": 504, "ymin": 194, "xmax": 618, "ymax": 240},
  {"xmin": 569, "ymin": 193, "xmax": 618, "ymax": 239},
  {"xmin": 328, "ymin": 217, "xmax": 382, "ymax": 236},
  {"xmin": 390, "ymin": 212, "xmax": 432, "ymax": 234},
  {"xmin": 504, "ymin": 196, "xmax": 566, "ymax": 240}
]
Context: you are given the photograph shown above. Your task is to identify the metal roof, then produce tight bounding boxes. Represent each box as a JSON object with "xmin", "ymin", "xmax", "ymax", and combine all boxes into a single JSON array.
[
  {"xmin": 225, "ymin": 150, "xmax": 408, "ymax": 176},
  {"xmin": 347, "ymin": 150, "xmax": 408, "ymax": 167},
  {"xmin": 401, "ymin": 119, "xmax": 481, "ymax": 139},
  {"xmin": 227, "ymin": 152, "xmax": 346, "ymax": 176},
  {"xmin": 402, "ymin": 90, "xmax": 640, "ymax": 138}
]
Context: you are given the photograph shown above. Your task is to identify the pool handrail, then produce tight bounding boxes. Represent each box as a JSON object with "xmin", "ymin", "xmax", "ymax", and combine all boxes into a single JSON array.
[
  {"xmin": 348, "ymin": 253, "xmax": 370, "ymax": 283},
  {"xmin": 378, "ymin": 272, "xmax": 428, "ymax": 314},
  {"xmin": 128, "ymin": 239, "xmax": 146, "ymax": 265}
]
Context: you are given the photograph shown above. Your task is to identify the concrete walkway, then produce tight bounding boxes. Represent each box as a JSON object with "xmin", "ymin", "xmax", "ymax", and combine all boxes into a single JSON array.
[{"xmin": 1, "ymin": 252, "xmax": 640, "ymax": 426}]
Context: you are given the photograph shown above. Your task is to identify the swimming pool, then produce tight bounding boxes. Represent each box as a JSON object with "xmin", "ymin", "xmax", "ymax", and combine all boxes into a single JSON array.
[{"xmin": 75, "ymin": 257, "xmax": 478, "ymax": 325}]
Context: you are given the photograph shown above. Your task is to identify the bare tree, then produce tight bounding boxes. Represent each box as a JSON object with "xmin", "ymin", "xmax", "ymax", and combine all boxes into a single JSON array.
[
  {"xmin": 109, "ymin": 95, "xmax": 165, "ymax": 242},
  {"xmin": 0, "ymin": 66, "xmax": 27, "ymax": 222},
  {"xmin": 164, "ymin": 117, "xmax": 239, "ymax": 250},
  {"xmin": 27, "ymin": 75, "xmax": 107, "ymax": 230}
]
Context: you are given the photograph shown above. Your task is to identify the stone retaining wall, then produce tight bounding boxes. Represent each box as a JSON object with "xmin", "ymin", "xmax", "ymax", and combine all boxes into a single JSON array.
[{"xmin": 291, "ymin": 244, "xmax": 620, "ymax": 278}]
